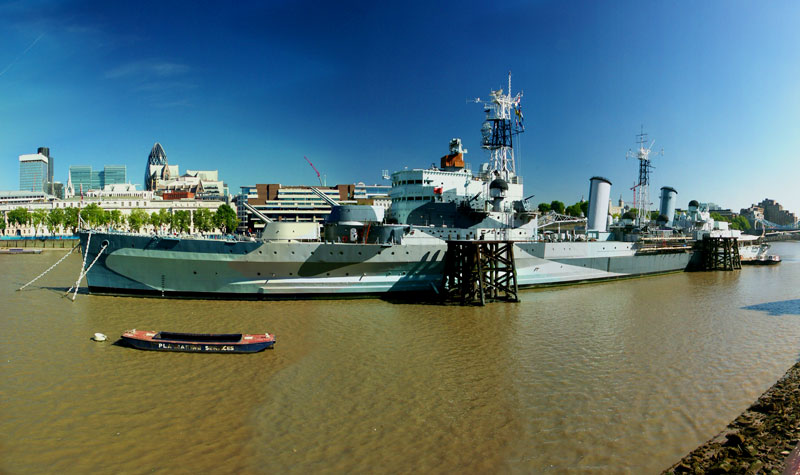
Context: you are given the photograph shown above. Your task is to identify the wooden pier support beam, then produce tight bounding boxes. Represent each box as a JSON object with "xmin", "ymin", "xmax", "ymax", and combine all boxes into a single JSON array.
[
  {"xmin": 441, "ymin": 240, "xmax": 519, "ymax": 305},
  {"xmin": 701, "ymin": 236, "xmax": 741, "ymax": 271}
]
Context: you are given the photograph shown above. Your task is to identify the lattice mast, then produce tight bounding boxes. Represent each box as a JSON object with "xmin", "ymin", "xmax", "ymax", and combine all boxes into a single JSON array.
[
  {"xmin": 472, "ymin": 72, "xmax": 524, "ymax": 182},
  {"xmin": 627, "ymin": 129, "xmax": 660, "ymax": 227}
]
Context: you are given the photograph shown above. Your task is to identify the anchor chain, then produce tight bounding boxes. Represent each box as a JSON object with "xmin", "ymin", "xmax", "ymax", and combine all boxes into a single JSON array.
[{"xmin": 17, "ymin": 244, "xmax": 80, "ymax": 291}]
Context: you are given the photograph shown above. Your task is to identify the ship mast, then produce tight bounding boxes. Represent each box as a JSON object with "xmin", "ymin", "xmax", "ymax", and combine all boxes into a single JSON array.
[
  {"xmin": 626, "ymin": 127, "xmax": 661, "ymax": 227},
  {"xmin": 472, "ymin": 72, "xmax": 524, "ymax": 182}
]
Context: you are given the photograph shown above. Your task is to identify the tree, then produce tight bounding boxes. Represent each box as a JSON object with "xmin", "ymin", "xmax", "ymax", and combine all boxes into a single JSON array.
[
  {"xmin": 150, "ymin": 211, "xmax": 162, "ymax": 230},
  {"xmin": 580, "ymin": 201, "xmax": 589, "ymax": 217},
  {"xmin": 31, "ymin": 209, "xmax": 48, "ymax": 235},
  {"xmin": 64, "ymin": 207, "xmax": 80, "ymax": 233},
  {"xmin": 733, "ymin": 216, "xmax": 751, "ymax": 231},
  {"xmin": 214, "ymin": 204, "xmax": 239, "ymax": 234},
  {"xmin": 193, "ymin": 208, "xmax": 214, "ymax": 233},
  {"xmin": 80, "ymin": 203, "xmax": 105, "ymax": 228},
  {"xmin": 550, "ymin": 200, "xmax": 565, "ymax": 214},
  {"xmin": 150, "ymin": 209, "xmax": 170, "ymax": 232},
  {"xmin": 128, "ymin": 209, "xmax": 149, "ymax": 233},
  {"xmin": 171, "ymin": 210, "xmax": 191, "ymax": 233},
  {"xmin": 109, "ymin": 210, "xmax": 123, "ymax": 229},
  {"xmin": 8, "ymin": 207, "xmax": 30, "ymax": 226},
  {"xmin": 46, "ymin": 208, "xmax": 64, "ymax": 235},
  {"xmin": 538, "ymin": 202, "xmax": 551, "ymax": 213},
  {"xmin": 0, "ymin": 212, "xmax": 5, "ymax": 231},
  {"xmin": 158, "ymin": 209, "xmax": 170, "ymax": 230},
  {"xmin": 565, "ymin": 202, "xmax": 583, "ymax": 217}
]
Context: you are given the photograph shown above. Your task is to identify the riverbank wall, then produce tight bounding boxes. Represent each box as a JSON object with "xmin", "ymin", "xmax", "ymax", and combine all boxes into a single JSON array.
[
  {"xmin": 0, "ymin": 237, "xmax": 79, "ymax": 249},
  {"xmin": 664, "ymin": 361, "xmax": 800, "ymax": 474}
]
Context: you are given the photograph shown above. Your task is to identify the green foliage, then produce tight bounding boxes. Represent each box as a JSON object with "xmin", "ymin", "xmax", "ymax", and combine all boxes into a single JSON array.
[
  {"xmin": 0, "ymin": 212, "xmax": 5, "ymax": 230},
  {"xmin": 537, "ymin": 202, "xmax": 551, "ymax": 213},
  {"xmin": 193, "ymin": 208, "xmax": 214, "ymax": 233},
  {"xmin": 170, "ymin": 210, "xmax": 191, "ymax": 233},
  {"xmin": 127, "ymin": 209, "xmax": 149, "ymax": 233},
  {"xmin": 150, "ymin": 209, "xmax": 170, "ymax": 231},
  {"xmin": 64, "ymin": 207, "xmax": 80, "ymax": 232},
  {"xmin": 8, "ymin": 207, "xmax": 30, "ymax": 226},
  {"xmin": 214, "ymin": 204, "xmax": 239, "ymax": 234},
  {"xmin": 710, "ymin": 212, "xmax": 751, "ymax": 231},
  {"xmin": 80, "ymin": 203, "xmax": 105, "ymax": 228},
  {"xmin": 550, "ymin": 200, "xmax": 565, "ymax": 214},
  {"xmin": 649, "ymin": 210, "xmax": 660, "ymax": 220},
  {"xmin": 150, "ymin": 211, "xmax": 162, "ymax": 229},
  {"xmin": 158, "ymin": 209, "xmax": 170, "ymax": 228},
  {"xmin": 732, "ymin": 216, "xmax": 751, "ymax": 231},
  {"xmin": 580, "ymin": 201, "xmax": 589, "ymax": 216},
  {"xmin": 46, "ymin": 208, "xmax": 64, "ymax": 234},
  {"xmin": 109, "ymin": 210, "xmax": 123, "ymax": 228},
  {"xmin": 565, "ymin": 202, "xmax": 583, "ymax": 217},
  {"xmin": 31, "ymin": 209, "xmax": 48, "ymax": 234}
]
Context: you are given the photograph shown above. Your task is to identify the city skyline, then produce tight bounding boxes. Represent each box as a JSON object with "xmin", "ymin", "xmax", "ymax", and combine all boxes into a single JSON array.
[{"xmin": 2, "ymin": 1, "xmax": 799, "ymax": 215}]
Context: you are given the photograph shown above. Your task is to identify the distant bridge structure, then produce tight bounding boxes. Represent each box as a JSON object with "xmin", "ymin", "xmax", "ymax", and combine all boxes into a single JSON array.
[{"xmin": 753, "ymin": 218, "xmax": 800, "ymax": 236}]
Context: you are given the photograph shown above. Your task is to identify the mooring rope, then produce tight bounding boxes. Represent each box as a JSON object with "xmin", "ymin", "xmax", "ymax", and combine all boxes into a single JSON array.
[
  {"xmin": 17, "ymin": 244, "xmax": 80, "ymax": 291},
  {"xmin": 66, "ymin": 242, "xmax": 107, "ymax": 301}
]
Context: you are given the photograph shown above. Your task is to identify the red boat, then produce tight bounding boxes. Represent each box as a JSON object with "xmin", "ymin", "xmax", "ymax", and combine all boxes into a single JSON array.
[{"xmin": 121, "ymin": 330, "xmax": 276, "ymax": 353}]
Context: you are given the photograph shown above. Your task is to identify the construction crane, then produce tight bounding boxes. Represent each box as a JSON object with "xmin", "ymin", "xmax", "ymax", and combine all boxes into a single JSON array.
[{"xmin": 304, "ymin": 156, "xmax": 324, "ymax": 186}]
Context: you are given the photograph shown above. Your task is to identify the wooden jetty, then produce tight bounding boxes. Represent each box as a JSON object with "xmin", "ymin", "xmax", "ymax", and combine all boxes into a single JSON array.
[
  {"xmin": 700, "ymin": 235, "xmax": 741, "ymax": 271},
  {"xmin": 441, "ymin": 240, "xmax": 519, "ymax": 305}
]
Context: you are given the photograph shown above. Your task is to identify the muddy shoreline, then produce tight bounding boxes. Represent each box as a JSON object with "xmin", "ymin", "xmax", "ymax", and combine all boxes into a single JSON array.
[{"xmin": 664, "ymin": 361, "xmax": 800, "ymax": 474}]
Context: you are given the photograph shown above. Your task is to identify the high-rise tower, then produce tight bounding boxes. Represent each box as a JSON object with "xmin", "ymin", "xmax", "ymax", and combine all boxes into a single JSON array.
[{"xmin": 145, "ymin": 143, "xmax": 168, "ymax": 191}]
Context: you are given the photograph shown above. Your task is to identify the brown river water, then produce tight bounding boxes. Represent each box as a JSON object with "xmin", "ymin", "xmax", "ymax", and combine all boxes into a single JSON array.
[{"xmin": 2, "ymin": 242, "xmax": 800, "ymax": 474}]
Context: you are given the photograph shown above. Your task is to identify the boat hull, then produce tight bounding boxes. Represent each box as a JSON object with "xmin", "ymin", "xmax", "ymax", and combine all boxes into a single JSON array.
[
  {"xmin": 121, "ymin": 331, "xmax": 275, "ymax": 353},
  {"xmin": 79, "ymin": 231, "xmax": 694, "ymax": 299}
]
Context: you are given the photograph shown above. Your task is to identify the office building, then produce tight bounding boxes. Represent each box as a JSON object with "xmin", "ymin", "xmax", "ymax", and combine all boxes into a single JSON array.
[
  {"xmin": 19, "ymin": 152, "xmax": 49, "ymax": 193},
  {"xmin": 68, "ymin": 165, "xmax": 127, "ymax": 195}
]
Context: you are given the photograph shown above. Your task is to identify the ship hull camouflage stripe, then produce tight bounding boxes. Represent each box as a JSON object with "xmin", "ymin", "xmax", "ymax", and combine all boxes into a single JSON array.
[{"xmin": 79, "ymin": 231, "xmax": 692, "ymax": 298}]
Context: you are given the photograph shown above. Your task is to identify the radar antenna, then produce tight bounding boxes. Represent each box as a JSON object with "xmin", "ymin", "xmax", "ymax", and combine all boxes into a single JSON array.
[{"xmin": 471, "ymin": 71, "xmax": 524, "ymax": 182}]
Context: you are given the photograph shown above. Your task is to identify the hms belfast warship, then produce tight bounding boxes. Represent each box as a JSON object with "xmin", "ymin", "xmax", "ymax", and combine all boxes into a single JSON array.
[{"xmin": 78, "ymin": 78, "xmax": 693, "ymax": 299}]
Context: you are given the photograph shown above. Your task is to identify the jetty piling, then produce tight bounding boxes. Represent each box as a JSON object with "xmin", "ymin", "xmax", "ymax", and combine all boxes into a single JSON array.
[
  {"xmin": 441, "ymin": 240, "xmax": 519, "ymax": 305},
  {"xmin": 701, "ymin": 236, "xmax": 741, "ymax": 271}
]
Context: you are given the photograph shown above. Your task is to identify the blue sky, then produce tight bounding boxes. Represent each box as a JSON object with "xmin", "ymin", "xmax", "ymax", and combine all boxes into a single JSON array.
[{"xmin": 2, "ymin": 0, "xmax": 799, "ymax": 215}]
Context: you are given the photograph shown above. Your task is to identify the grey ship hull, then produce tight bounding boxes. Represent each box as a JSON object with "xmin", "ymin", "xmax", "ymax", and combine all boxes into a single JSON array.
[{"xmin": 79, "ymin": 231, "xmax": 693, "ymax": 299}]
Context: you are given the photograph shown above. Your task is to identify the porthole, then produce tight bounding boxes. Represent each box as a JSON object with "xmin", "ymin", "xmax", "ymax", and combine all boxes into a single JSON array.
[
  {"xmin": 257, "ymin": 272, "xmax": 261, "ymax": 276},
  {"xmin": 193, "ymin": 271, "xmax": 197, "ymax": 274}
]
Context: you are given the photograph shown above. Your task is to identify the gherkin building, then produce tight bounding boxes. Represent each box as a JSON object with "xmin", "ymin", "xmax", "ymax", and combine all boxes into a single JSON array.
[{"xmin": 145, "ymin": 143, "xmax": 168, "ymax": 191}]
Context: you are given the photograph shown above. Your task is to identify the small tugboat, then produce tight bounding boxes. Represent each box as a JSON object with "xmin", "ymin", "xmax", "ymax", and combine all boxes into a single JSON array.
[{"xmin": 121, "ymin": 330, "xmax": 275, "ymax": 353}]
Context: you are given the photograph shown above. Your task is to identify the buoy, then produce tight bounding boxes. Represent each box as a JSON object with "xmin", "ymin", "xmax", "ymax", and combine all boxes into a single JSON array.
[{"xmin": 92, "ymin": 333, "xmax": 108, "ymax": 342}]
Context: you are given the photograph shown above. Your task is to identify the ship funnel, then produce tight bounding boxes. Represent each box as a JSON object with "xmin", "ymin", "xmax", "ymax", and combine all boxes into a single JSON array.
[
  {"xmin": 587, "ymin": 176, "xmax": 612, "ymax": 232},
  {"xmin": 659, "ymin": 186, "xmax": 678, "ymax": 227}
]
